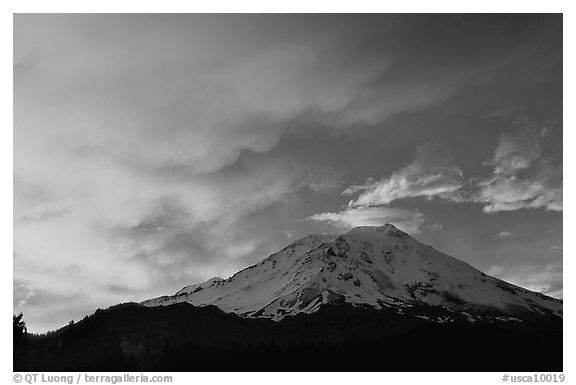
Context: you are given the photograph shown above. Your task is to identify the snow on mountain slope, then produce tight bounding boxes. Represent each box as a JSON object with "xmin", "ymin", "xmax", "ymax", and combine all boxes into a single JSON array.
[{"xmin": 141, "ymin": 224, "xmax": 562, "ymax": 322}]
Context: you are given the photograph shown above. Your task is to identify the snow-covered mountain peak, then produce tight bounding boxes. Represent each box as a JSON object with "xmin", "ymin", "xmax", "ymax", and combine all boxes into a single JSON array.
[
  {"xmin": 346, "ymin": 223, "xmax": 400, "ymax": 233},
  {"xmin": 344, "ymin": 223, "xmax": 407, "ymax": 239},
  {"xmin": 142, "ymin": 225, "xmax": 562, "ymax": 323}
]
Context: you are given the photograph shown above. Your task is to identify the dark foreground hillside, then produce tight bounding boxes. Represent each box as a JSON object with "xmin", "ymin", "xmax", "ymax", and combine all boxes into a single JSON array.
[{"xmin": 14, "ymin": 302, "xmax": 562, "ymax": 372}]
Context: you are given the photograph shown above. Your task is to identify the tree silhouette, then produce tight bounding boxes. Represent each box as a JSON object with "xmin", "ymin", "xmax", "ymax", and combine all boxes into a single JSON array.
[
  {"xmin": 13, "ymin": 313, "xmax": 27, "ymax": 339},
  {"xmin": 13, "ymin": 313, "xmax": 28, "ymax": 370}
]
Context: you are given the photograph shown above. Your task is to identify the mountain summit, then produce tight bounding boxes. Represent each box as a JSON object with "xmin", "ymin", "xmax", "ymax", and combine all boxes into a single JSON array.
[{"xmin": 142, "ymin": 224, "xmax": 562, "ymax": 323}]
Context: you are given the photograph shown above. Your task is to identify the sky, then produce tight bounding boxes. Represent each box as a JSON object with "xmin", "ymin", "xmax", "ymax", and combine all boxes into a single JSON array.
[{"xmin": 13, "ymin": 14, "xmax": 562, "ymax": 333}]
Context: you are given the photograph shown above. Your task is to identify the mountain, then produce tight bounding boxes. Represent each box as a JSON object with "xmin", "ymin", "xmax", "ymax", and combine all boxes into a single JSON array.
[
  {"xmin": 142, "ymin": 224, "xmax": 562, "ymax": 323},
  {"xmin": 16, "ymin": 224, "xmax": 562, "ymax": 372}
]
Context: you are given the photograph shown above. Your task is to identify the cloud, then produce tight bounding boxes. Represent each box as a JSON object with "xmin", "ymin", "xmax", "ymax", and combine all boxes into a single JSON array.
[
  {"xmin": 476, "ymin": 160, "xmax": 562, "ymax": 213},
  {"xmin": 310, "ymin": 143, "xmax": 457, "ymax": 233},
  {"xmin": 342, "ymin": 178, "xmax": 376, "ymax": 196},
  {"xmin": 484, "ymin": 119, "xmax": 542, "ymax": 174},
  {"xmin": 474, "ymin": 119, "xmax": 562, "ymax": 213},
  {"xmin": 311, "ymin": 113, "xmax": 562, "ymax": 242},
  {"xmin": 338, "ymin": 119, "xmax": 562, "ymax": 215},
  {"xmin": 309, "ymin": 206, "xmax": 426, "ymax": 234},
  {"xmin": 311, "ymin": 116, "xmax": 562, "ymax": 237},
  {"xmin": 13, "ymin": 150, "xmax": 330, "ymax": 332},
  {"xmin": 494, "ymin": 231, "xmax": 514, "ymax": 239},
  {"xmin": 13, "ymin": 15, "xmax": 397, "ymax": 331},
  {"xmin": 348, "ymin": 142, "xmax": 464, "ymax": 207},
  {"xmin": 487, "ymin": 264, "xmax": 562, "ymax": 298},
  {"xmin": 14, "ymin": 15, "xmax": 525, "ymax": 182},
  {"xmin": 438, "ymin": 116, "xmax": 562, "ymax": 213}
]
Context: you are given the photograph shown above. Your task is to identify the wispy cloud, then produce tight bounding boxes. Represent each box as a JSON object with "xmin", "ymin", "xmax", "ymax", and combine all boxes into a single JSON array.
[
  {"xmin": 476, "ymin": 161, "xmax": 562, "ymax": 213},
  {"xmin": 494, "ymin": 231, "xmax": 514, "ymax": 239},
  {"xmin": 484, "ymin": 118, "xmax": 543, "ymax": 175},
  {"xmin": 474, "ymin": 118, "xmax": 562, "ymax": 213},
  {"xmin": 309, "ymin": 142, "xmax": 457, "ymax": 233},
  {"xmin": 347, "ymin": 142, "xmax": 464, "ymax": 207},
  {"xmin": 309, "ymin": 206, "xmax": 426, "ymax": 234}
]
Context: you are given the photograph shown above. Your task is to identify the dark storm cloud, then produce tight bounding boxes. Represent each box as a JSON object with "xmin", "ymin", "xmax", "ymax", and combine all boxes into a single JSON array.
[{"xmin": 14, "ymin": 14, "xmax": 562, "ymax": 331}]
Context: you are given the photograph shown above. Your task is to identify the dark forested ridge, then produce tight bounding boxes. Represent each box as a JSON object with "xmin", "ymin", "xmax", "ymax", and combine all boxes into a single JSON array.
[{"xmin": 14, "ymin": 302, "xmax": 562, "ymax": 372}]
